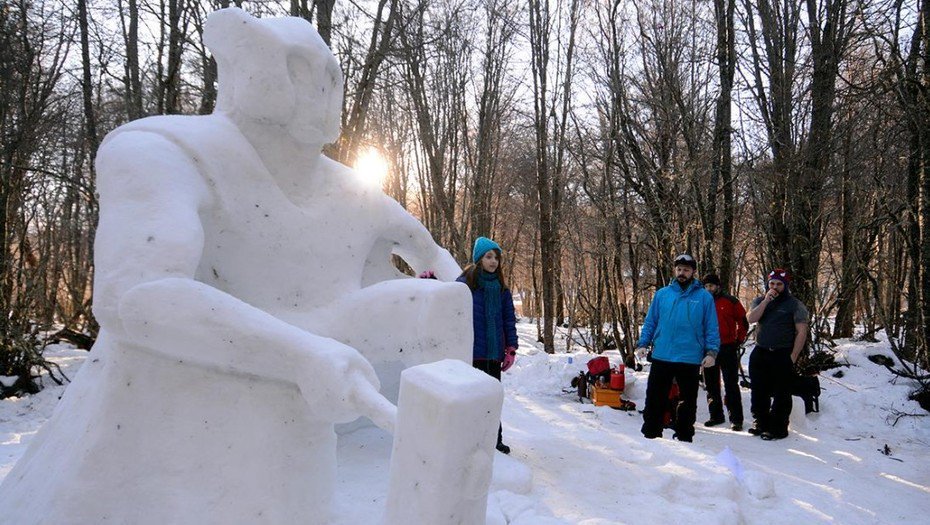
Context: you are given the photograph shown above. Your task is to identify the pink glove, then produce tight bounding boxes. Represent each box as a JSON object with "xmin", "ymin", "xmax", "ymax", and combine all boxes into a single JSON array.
[
  {"xmin": 501, "ymin": 347, "xmax": 517, "ymax": 372},
  {"xmin": 418, "ymin": 270, "xmax": 437, "ymax": 279}
]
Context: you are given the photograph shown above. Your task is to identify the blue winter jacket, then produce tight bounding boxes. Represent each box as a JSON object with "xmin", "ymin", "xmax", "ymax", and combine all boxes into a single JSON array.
[
  {"xmin": 636, "ymin": 279, "xmax": 720, "ymax": 364},
  {"xmin": 457, "ymin": 276, "xmax": 519, "ymax": 360}
]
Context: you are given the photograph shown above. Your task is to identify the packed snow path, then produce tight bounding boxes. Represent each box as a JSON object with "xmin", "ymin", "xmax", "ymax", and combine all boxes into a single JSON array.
[{"xmin": 3, "ymin": 322, "xmax": 929, "ymax": 524}]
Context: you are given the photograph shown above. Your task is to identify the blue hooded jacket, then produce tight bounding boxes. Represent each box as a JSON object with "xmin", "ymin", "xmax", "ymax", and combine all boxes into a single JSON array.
[
  {"xmin": 457, "ymin": 275, "xmax": 518, "ymax": 360},
  {"xmin": 636, "ymin": 279, "xmax": 720, "ymax": 364}
]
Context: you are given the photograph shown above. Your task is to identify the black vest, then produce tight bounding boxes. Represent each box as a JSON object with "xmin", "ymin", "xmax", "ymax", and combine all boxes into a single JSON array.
[{"xmin": 756, "ymin": 294, "xmax": 806, "ymax": 349}]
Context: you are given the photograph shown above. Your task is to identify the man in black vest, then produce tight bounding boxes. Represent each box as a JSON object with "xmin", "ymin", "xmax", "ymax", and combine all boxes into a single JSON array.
[{"xmin": 745, "ymin": 268, "xmax": 810, "ymax": 440}]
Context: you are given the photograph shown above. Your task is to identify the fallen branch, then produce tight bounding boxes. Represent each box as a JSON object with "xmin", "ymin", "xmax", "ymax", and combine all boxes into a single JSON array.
[
  {"xmin": 36, "ymin": 359, "xmax": 70, "ymax": 386},
  {"xmin": 887, "ymin": 408, "xmax": 928, "ymax": 426}
]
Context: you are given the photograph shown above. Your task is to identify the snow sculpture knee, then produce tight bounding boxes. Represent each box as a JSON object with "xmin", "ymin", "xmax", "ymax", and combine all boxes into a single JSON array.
[{"xmin": 0, "ymin": 7, "xmax": 476, "ymax": 524}]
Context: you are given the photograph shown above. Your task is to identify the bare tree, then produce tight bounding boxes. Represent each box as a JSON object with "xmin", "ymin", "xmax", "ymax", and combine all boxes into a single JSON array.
[
  {"xmin": 117, "ymin": 0, "xmax": 143, "ymax": 119},
  {"xmin": 713, "ymin": 0, "xmax": 738, "ymax": 286},
  {"xmin": 334, "ymin": 0, "xmax": 399, "ymax": 164},
  {"xmin": 314, "ymin": 0, "xmax": 336, "ymax": 45},
  {"xmin": 78, "ymin": 0, "xmax": 100, "ymax": 158},
  {"xmin": 1, "ymin": 0, "xmax": 71, "ymax": 396},
  {"xmin": 467, "ymin": 0, "xmax": 518, "ymax": 241},
  {"xmin": 527, "ymin": 0, "xmax": 556, "ymax": 352}
]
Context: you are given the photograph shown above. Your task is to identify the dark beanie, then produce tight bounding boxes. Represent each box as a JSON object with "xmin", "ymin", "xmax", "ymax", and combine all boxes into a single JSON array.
[
  {"xmin": 703, "ymin": 273, "xmax": 722, "ymax": 286},
  {"xmin": 768, "ymin": 268, "xmax": 790, "ymax": 287}
]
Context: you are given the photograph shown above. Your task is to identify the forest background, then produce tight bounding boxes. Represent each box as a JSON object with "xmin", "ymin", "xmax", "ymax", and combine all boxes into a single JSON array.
[{"xmin": 1, "ymin": 0, "xmax": 929, "ymax": 401}]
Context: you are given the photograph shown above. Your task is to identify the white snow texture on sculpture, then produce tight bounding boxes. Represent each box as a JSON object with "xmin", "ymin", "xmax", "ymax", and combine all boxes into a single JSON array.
[{"xmin": 0, "ymin": 7, "xmax": 491, "ymax": 524}]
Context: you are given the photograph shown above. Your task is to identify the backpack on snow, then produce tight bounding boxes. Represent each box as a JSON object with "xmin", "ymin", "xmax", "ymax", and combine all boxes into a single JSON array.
[
  {"xmin": 587, "ymin": 356, "xmax": 610, "ymax": 375},
  {"xmin": 586, "ymin": 356, "xmax": 612, "ymax": 388},
  {"xmin": 571, "ymin": 372, "xmax": 588, "ymax": 401}
]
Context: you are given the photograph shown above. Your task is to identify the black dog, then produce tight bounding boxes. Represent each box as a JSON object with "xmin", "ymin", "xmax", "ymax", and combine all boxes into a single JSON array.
[{"xmin": 791, "ymin": 375, "xmax": 821, "ymax": 414}]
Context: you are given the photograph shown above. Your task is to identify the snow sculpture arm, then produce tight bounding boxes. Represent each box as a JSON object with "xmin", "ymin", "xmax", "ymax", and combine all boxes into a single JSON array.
[
  {"xmin": 95, "ymin": 131, "xmax": 393, "ymax": 428},
  {"xmin": 377, "ymin": 198, "xmax": 461, "ymax": 281}
]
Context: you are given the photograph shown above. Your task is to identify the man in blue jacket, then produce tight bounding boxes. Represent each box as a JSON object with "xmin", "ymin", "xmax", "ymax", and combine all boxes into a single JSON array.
[{"xmin": 636, "ymin": 254, "xmax": 721, "ymax": 442}]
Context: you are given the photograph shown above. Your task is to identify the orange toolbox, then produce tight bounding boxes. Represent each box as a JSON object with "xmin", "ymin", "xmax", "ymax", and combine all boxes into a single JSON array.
[
  {"xmin": 589, "ymin": 385, "xmax": 636, "ymax": 410},
  {"xmin": 591, "ymin": 385, "xmax": 622, "ymax": 407}
]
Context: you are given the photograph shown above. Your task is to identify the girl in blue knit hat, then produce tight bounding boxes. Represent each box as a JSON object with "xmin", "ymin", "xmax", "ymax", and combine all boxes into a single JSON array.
[{"xmin": 457, "ymin": 236, "xmax": 518, "ymax": 454}]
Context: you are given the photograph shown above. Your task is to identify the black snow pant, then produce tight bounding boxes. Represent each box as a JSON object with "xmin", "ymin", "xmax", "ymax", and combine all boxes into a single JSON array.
[
  {"xmin": 703, "ymin": 343, "xmax": 744, "ymax": 424},
  {"xmin": 749, "ymin": 346, "xmax": 794, "ymax": 435},
  {"xmin": 473, "ymin": 359, "xmax": 504, "ymax": 444},
  {"xmin": 641, "ymin": 358, "xmax": 701, "ymax": 440}
]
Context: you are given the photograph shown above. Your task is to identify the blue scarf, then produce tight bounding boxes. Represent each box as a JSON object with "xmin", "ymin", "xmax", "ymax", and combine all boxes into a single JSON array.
[{"xmin": 478, "ymin": 269, "xmax": 502, "ymax": 359}]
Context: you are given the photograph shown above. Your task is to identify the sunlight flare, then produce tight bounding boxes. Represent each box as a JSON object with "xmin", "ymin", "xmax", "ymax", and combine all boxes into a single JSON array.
[{"xmin": 354, "ymin": 147, "xmax": 389, "ymax": 187}]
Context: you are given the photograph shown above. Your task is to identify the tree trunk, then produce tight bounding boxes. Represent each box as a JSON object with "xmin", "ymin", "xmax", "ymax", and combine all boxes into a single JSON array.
[
  {"xmin": 713, "ymin": 0, "xmax": 736, "ymax": 286},
  {"xmin": 313, "ymin": 0, "xmax": 335, "ymax": 46},
  {"xmin": 164, "ymin": 0, "xmax": 186, "ymax": 114},
  {"xmin": 120, "ymin": 0, "xmax": 143, "ymax": 119},
  {"xmin": 291, "ymin": 0, "xmax": 311, "ymax": 20},
  {"xmin": 790, "ymin": 0, "xmax": 850, "ymax": 309},
  {"xmin": 833, "ymin": 136, "xmax": 857, "ymax": 338},
  {"xmin": 77, "ymin": 0, "xmax": 99, "ymax": 166},
  {"xmin": 743, "ymin": 0, "xmax": 800, "ymax": 273},
  {"xmin": 919, "ymin": 0, "xmax": 930, "ymax": 366},
  {"xmin": 528, "ymin": 0, "xmax": 555, "ymax": 353}
]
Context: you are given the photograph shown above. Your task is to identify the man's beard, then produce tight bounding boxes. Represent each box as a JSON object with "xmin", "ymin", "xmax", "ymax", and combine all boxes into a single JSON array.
[{"xmin": 676, "ymin": 275, "xmax": 691, "ymax": 282}]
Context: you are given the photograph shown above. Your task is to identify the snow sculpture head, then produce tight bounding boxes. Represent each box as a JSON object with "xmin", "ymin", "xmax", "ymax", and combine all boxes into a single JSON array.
[{"xmin": 204, "ymin": 8, "xmax": 343, "ymax": 144}]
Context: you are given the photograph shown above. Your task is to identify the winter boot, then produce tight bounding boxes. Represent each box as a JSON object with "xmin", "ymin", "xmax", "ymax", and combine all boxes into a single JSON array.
[
  {"xmin": 747, "ymin": 421, "xmax": 764, "ymax": 436},
  {"xmin": 730, "ymin": 422, "xmax": 743, "ymax": 432},
  {"xmin": 703, "ymin": 417, "xmax": 725, "ymax": 427},
  {"xmin": 760, "ymin": 430, "xmax": 789, "ymax": 441}
]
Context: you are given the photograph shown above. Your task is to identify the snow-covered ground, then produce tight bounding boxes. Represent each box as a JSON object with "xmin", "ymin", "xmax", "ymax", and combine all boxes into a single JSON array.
[{"xmin": 3, "ymin": 323, "xmax": 929, "ymax": 524}]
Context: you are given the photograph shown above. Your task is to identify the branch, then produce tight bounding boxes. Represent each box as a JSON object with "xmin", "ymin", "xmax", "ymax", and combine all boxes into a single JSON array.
[{"xmin": 887, "ymin": 408, "xmax": 927, "ymax": 426}]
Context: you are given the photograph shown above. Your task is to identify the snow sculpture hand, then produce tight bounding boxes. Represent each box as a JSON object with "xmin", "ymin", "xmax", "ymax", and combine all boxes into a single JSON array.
[
  {"xmin": 701, "ymin": 354, "xmax": 716, "ymax": 368},
  {"xmin": 501, "ymin": 347, "xmax": 516, "ymax": 372},
  {"xmin": 296, "ymin": 342, "xmax": 393, "ymax": 428}
]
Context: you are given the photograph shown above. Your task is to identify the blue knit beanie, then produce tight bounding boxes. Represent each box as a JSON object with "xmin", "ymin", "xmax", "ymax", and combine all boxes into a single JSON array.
[{"xmin": 472, "ymin": 236, "xmax": 502, "ymax": 263}]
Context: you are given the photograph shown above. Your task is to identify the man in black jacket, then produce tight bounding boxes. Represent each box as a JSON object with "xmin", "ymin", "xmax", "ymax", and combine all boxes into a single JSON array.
[
  {"xmin": 701, "ymin": 273, "xmax": 749, "ymax": 431},
  {"xmin": 745, "ymin": 269, "xmax": 810, "ymax": 440}
]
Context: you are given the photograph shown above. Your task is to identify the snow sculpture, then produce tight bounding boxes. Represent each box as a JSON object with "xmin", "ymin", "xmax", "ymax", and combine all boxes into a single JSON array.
[{"xmin": 0, "ymin": 7, "xmax": 484, "ymax": 524}]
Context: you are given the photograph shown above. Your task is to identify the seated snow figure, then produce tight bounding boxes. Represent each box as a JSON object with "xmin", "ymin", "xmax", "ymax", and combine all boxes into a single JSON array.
[{"xmin": 0, "ymin": 7, "xmax": 472, "ymax": 524}]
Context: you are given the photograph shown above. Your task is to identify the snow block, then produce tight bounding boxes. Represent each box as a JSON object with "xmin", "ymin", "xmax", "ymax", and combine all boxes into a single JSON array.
[{"xmin": 385, "ymin": 360, "xmax": 503, "ymax": 525}]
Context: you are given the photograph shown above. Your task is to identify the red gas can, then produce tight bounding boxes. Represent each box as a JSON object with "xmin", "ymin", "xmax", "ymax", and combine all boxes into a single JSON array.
[{"xmin": 610, "ymin": 364, "xmax": 625, "ymax": 390}]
